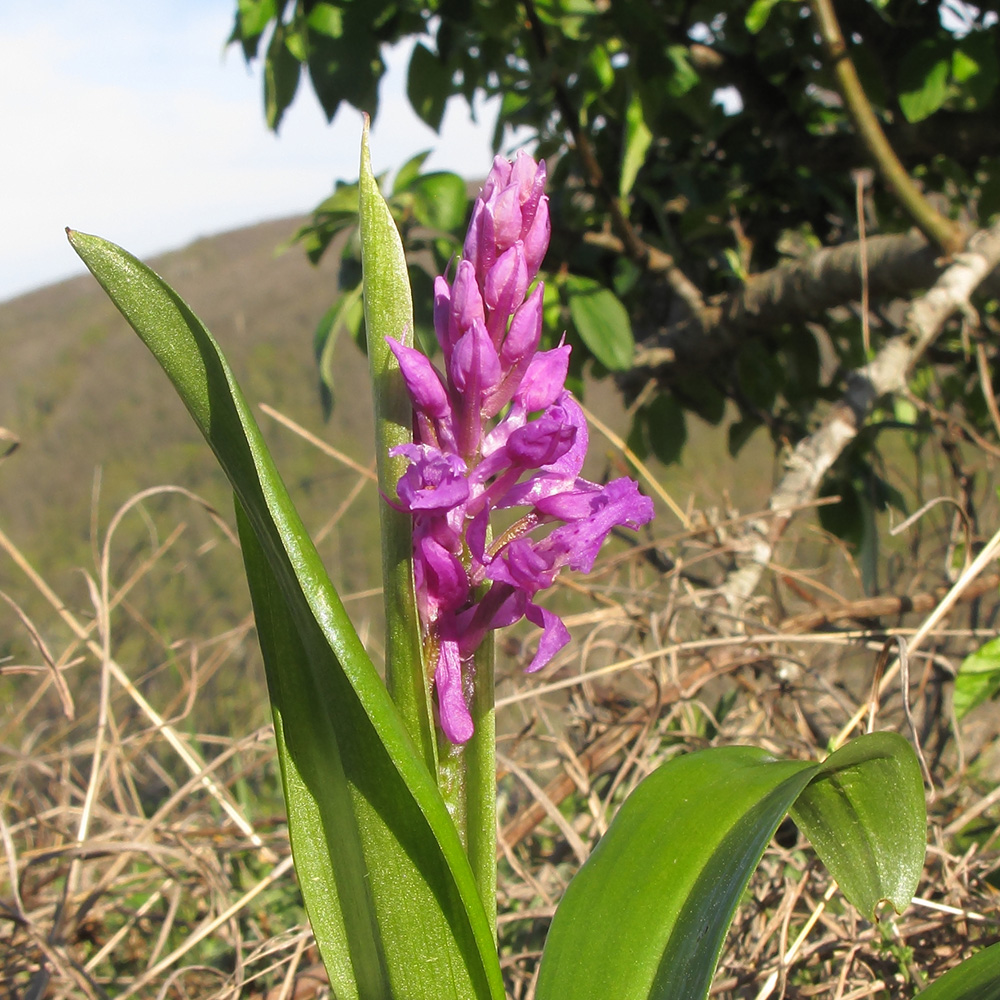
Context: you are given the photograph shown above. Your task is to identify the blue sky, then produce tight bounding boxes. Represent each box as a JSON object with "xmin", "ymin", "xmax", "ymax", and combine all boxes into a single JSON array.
[{"xmin": 0, "ymin": 2, "xmax": 503, "ymax": 303}]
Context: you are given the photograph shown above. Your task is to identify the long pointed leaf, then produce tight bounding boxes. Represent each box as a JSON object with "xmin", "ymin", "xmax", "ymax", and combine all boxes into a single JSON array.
[
  {"xmin": 915, "ymin": 941, "xmax": 1000, "ymax": 1000},
  {"xmin": 67, "ymin": 228, "xmax": 504, "ymax": 1000},
  {"xmin": 358, "ymin": 118, "xmax": 438, "ymax": 776}
]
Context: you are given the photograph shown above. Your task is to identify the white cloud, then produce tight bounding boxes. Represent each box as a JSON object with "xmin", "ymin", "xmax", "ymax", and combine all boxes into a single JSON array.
[{"xmin": 0, "ymin": 2, "xmax": 504, "ymax": 302}]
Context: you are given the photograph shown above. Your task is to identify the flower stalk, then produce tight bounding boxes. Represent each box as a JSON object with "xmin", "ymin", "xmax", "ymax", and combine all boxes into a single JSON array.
[{"xmin": 385, "ymin": 147, "xmax": 654, "ymax": 923}]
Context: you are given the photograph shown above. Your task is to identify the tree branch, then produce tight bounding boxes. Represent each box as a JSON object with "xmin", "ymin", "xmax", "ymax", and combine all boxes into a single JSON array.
[
  {"xmin": 720, "ymin": 218, "xmax": 1000, "ymax": 615},
  {"xmin": 521, "ymin": 0, "xmax": 708, "ymax": 323},
  {"xmin": 809, "ymin": 0, "xmax": 966, "ymax": 255},
  {"xmin": 627, "ymin": 230, "xmax": 1000, "ymax": 374}
]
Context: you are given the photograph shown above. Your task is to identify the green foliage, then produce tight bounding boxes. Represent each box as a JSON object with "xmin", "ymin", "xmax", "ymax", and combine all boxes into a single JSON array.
[
  {"xmin": 289, "ymin": 149, "xmax": 467, "ymax": 415},
  {"xmin": 67, "ymin": 228, "xmax": 505, "ymax": 1000},
  {"xmin": 564, "ymin": 274, "xmax": 635, "ymax": 372},
  {"xmin": 227, "ymin": 0, "xmax": 1000, "ymax": 506},
  {"xmin": 535, "ymin": 734, "xmax": 925, "ymax": 1000},
  {"xmin": 954, "ymin": 636, "xmax": 1000, "ymax": 719},
  {"xmin": 914, "ymin": 941, "xmax": 1000, "ymax": 1000}
]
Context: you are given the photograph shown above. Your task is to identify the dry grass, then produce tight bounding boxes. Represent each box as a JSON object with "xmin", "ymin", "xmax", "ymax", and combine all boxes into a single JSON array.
[{"xmin": 2, "ymin": 427, "xmax": 1000, "ymax": 999}]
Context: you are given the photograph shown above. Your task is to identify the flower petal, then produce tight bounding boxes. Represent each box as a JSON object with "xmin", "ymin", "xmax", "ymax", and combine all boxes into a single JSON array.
[
  {"xmin": 435, "ymin": 639, "xmax": 474, "ymax": 744},
  {"xmin": 524, "ymin": 602, "xmax": 571, "ymax": 672}
]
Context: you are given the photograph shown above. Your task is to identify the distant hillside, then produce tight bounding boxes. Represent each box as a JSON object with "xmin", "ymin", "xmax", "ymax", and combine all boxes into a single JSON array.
[{"xmin": 0, "ymin": 218, "xmax": 385, "ymax": 670}]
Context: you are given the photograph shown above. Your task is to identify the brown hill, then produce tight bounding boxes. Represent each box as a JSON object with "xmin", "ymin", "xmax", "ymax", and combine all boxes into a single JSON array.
[{"xmin": 0, "ymin": 218, "xmax": 383, "ymax": 670}]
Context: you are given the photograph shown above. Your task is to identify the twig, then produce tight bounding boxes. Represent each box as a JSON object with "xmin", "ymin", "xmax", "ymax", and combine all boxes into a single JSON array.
[
  {"xmin": 809, "ymin": 0, "xmax": 965, "ymax": 255},
  {"xmin": 720, "ymin": 219, "xmax": 1000, "ymax": 617}
]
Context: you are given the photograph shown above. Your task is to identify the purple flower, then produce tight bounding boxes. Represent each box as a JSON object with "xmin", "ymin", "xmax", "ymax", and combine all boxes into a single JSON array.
[{"xmin": 391, "ymin": 151, "xmax": 654, "ymax": 743}]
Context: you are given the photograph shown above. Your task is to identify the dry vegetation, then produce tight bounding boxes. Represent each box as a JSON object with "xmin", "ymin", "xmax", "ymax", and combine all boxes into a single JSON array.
[{"xmin": 2, "ymin": 393, "xmax": 999, "ymax": 999}]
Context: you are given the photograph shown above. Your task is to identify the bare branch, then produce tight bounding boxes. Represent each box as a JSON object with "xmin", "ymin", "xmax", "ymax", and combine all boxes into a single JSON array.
[{"xmin": 721, "ymin": 219, "xmax": 1000, "ymax": 615}]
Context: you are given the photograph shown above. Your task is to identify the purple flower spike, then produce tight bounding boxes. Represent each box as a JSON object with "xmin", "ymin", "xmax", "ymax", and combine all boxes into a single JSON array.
[{"xmin": 389, "ymin": 151, "xmax": 655, "ymax": 744}]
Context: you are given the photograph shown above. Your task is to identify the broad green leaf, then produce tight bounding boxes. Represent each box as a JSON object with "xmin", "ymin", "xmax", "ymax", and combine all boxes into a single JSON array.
[
  {"xmin": 898, "ymin": 41, "xmax": 951, "ymax": 123},
  {"xmin": 954, "ymin": 636, "xmax": 1000, "ymax": 719},
  {"xmin": 67, "ymin": 227, "xmax": 505, "ymax": 1000},
  {"xmin": 565, "ymin": 275, "xmax": 635, "ymax": 371},
  {"xmin": 790, "ymin": 732, "xmax": 925, "ymax": 919},
  {"xmin": 914, "ymin": 941, "xmax": 1000, "ymax": 1000},
  {"xmin": 408, "ymin": 42, "xmax": 451, "ymax": 132},
  {"xmin": 536, "ymin": 734, "xmax": 925, "ymax": 1000},
  {"xmin": 620, "ymin": 91, "xmax": 652, "ymax": 203},
  {"xmin": 536, "ymin": 747, "xmax": 816, "ymax": 1000}
]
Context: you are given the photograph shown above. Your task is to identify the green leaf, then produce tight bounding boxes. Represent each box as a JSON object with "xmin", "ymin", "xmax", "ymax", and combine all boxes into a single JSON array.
[
  {"xmin": 265, "ymin": 20, "xmax": 301, "ymax": 131},
  {"xmin": 408, "ymin": 172, "xmax": 469, "ymax": 231},
  {"xmin": 620, "ymin": 91, "xmax": 653, "ymax": 203},
  {"xmin": 536, "ymin": 747, "xmax": 816, "ymax": 1000},
  {"xmin": 392, "ymin": 150, "xmax": 432, "ymax": 195},
  {"xmin": 790, "ymin": 732, "xmax": 926, "ymax": 919},
  {"xmin": 314, "ymin": 282, "xmax": 364, "ymax": 418},
  {"xmin": 952, "ymin": 31, "xmax": 999, "ymax": 109},
  {"xmin": 359, "ymin": 120, "xmax": 437, "ymax": 775},
  {"xmin": 898, "ymin": 41, "xmax": 951, "ymax": 123},
  {"xmin": 954, "ymin": 636, "xmax": 1000, "ymax": 719},
  {"xmin": 306, "ymin": 2, "xmax": 343, "ymax": 38},
  {"xmin": 66, "ymin": 227, "xmax": 505, "ymax": 1000},
  {"xmin": 665, "ymin": 45, "xmax": 700, "ymax": 97},
  {"xmin": 234, "ymin": 0, "xmax": 277, "ymax": 45},
  {"xmin": 643, "ymin": 393, "xmax": 686, "ymax": 466},
  {"xmin": 536, "ymin": 734, "xmax": 925, "ymax": 1000},
  {"xmin": 745, "ymin": 0, "xmax": 784, "ymax": 34},
  {"xmin": 408, "ymin": 42, "xmax": 452, "ymax": 132},
  {"xmin": 565, "ymin": 275, "xmax": 635, "ymax": 371},
  {"xmin": 914, "ymin": 941, "xmax": 1000, "ymax": 1000}
]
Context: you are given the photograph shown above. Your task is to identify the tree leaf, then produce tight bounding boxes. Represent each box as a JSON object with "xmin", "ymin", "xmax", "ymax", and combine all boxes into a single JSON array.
[
  {"xmin": 66, "ymin": 227, "xmax": 505, "ymax": 1000},
  {"xmin": 745, "ymin": 0, "xmax": 784, "ymax": 34},
  {"xmin": 643, "ymin": 393, "xmax": 686, "ymax": 466},
  {"xmin": 954, "ymin": 636, "xmax": 1000, "ymax": 720},
  {"xmin": 914, "ymin": 941, "xmax": 1000, "ymax": 1000},
  {"xmin": 314, "ymin": 282, "xmax": 364, "ymax": 419},
  {"xmin": 535, "ymin": 734, "xmax": 925, "ymax": 1000},
  {"xmin": 621, "ymin": 91, "xmax": 653, "ymax": 203},
  {"xmin": 408, "ymin": 172, "xmax": 469, "ymax": 232},
  {"xmin": 392, "ymin": 149, "xmax": 432, "ymax": 195},
  {"xmin": 408, "ymin": 42, "xmax": 451, "ymax": 132},
  {"xmin": 565, "ymin": 275, "xmax": 635, "ymax": 371},
  {"xmin": 898, "ymin": 41, "xmax": 951, "ymax": 123},
  {"xmin": 264, "ymin": 20, "xmax": 301, "ymax": 131}
]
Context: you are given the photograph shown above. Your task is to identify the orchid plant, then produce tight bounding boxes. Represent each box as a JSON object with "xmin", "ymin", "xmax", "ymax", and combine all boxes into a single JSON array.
[{"xmin": 68, "ymin": 123, "xmax": 999, "ymax": 999}]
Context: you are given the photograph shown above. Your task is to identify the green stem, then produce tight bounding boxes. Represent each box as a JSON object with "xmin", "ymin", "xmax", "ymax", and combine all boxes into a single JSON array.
[
  {"xmin": 809, "ymin": 0, "xmax": 965, "ymax": 256},
  {"xmin": 436, "ymin": 637, "xmax": 497, "ymax": 940},
  {"xmin": 467, "ymin": 638, "xmax": 497, "ymax": 940}
]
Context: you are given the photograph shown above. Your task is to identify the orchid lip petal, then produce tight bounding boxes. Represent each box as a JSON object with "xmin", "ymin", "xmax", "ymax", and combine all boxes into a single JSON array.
[{"xmin": 435, "ymin": 639, "xmax": 474, "ymax": 744}]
